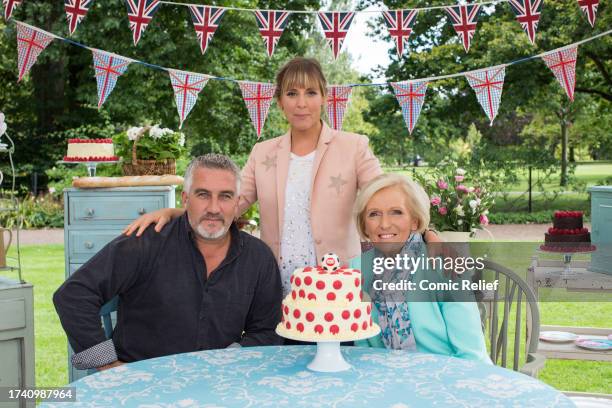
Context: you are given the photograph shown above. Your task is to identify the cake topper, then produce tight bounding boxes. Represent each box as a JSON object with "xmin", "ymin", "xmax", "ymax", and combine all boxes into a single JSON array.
[{"xmin": 320, "ymin": 252, "xmax": 340, "ymax": 271}]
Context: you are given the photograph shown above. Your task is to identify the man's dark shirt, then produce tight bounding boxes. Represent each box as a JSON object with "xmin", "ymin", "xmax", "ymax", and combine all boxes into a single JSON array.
[{"xmin": 53, "ymin": 213, "xmax": 282, "ymax": 364}]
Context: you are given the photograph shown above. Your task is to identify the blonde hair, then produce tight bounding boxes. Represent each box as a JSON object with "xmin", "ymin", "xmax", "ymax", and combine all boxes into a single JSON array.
[
  {"xmin": 275, "ymin": 57, "xmax": 327, "ymax": 99},
  {"xmin": 354, "ymin": 173, "xmax": 431, "ymax": 240}
]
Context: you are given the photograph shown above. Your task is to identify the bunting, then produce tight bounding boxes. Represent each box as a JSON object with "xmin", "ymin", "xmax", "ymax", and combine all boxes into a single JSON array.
[
  {"xmin": 254, "ymin": 10, "xmax": 291, "ymax": 57},
  {"xmin": 65, "ymin": 0, "xmax": 94, "ymax": 35},
  {"xmin": 168, "ymin": 69, "xmax": 209, "ymax": 128},
  {"xmin": 16, "ymin": 22, "xmax": 54, "ymax": 82},
  {"xmin": 239, "ymin": 82, "xmax": 276, "ymax": 138},
  {"xmin": 445, "ymin": 4, "xmax": 481, "ymax": 52},
  {"xmin": 3, "ymin": 0, "xmax": 22, "ymax": 21},
  {"xmin": 576, "ymin": 0, "xmax": 599, "ymax": 27},
  {"xmin": 318, "ymin": 12, "xmax": 355, "ymax": 60},
  {"xmin": 124, "ymin": 0, "xmax": 160, "ymax": 46},
  {"xmin": 188, "ymin": 5, "xmax": 225, "ymax": 55},
  {"xmin": 542, "ymin": 46, "xmax": 578, "ymax": 101},
  {"xmin": 391, "ymin": 80, "xmax": 428, "ymax": 134},
  {"xmin": 508, "ymin": 0, "xmax": 542, "ymax": 45},
  {"xmin": 465, "ymin": 67, "xmax": 506, "ymax": 125},
  {"xmin": 92, "ymin": 50, "xmax": 131, "ymax": 108},
  {"xmin": 326, "ymin": 86, "xmax": 353, "ymax": 130},
  {"xmin": 383, "ymin": 9, "xmax": 418, "ymax": 57}
]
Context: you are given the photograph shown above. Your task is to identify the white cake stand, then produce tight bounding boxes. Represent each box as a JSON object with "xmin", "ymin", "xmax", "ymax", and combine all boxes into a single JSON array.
[{"xmin": 277, "ymin": 325, "xmax": 380, "ymax": 373}]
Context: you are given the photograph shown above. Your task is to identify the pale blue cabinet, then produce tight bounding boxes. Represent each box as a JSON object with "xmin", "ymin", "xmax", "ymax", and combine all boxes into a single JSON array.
[
  {"xmin": 589, "ymin": 186, "xmax": 612, "ymax": 274},
  {"xmin": 63, "ymin": 186, "xmax": 176, "ymax": 382}
]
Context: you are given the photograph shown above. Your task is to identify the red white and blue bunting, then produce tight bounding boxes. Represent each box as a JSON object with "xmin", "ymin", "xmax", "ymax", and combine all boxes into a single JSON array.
[
  {"xmin": 16, "ymin": 22, "xmax": 54, "ymax": 82},
  {"xmin": 254, "ymin": 10, "xmax": 291, "ymax": 57},
  {"xmin": 326, "ymin": 86, "xmax": 353, "ymax": 130},
  {"xmin": 65, "ymin": 0, "xmax": 94, "ymax": 35},
  {"xmin": 3, "ymin": 0, "xmax": 22, "ymax": 21},
  {"xmin": 508, "ymin": 0, "xmax": 542, "ymax": 45},
  {"xmin": 576, "ymin": 0, "xmax": 599, "ymax": 27},
  {"xmin": 383, "ymin": 9, "xmax": 418, "ymax": 57},
  {"xmin": 124, "ymin": 0, "xmax": 160, "ymax": 46},
  {"xmin": 444, "ymin": 4, "xmax": 481, "ymax": 53},
  {"xmin": 465, "ymin": 66, "xmax": 506, "ymax": 125},
  {"xmin": 189, "ymin": 5, "xmax": 225, "ymax": 56},
  {"xmin": 9, "ymin": 21, "xmax": 612, "ymax": 137},
  {"xmin": 318, "ymin": 12, "xmax": 355, "ymax": 60},
  {"xmin": 168, "ymin": 69, "xmax": 209, "ymax": 128}
]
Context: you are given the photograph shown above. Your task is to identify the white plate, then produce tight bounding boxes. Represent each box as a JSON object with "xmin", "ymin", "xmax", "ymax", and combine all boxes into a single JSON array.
[
  {"xmin": 574, "ymin": 338, "xmax": 612, "ymax": 351},
  {"xmin": 539, "ymin": 331, "xmax": 578, "ymax": 343}
]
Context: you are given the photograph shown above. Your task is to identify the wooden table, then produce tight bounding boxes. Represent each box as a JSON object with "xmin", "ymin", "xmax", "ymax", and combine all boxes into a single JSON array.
[{"xmin": 528, "ymin": 256, "xmax": 612, "ymax": 362}]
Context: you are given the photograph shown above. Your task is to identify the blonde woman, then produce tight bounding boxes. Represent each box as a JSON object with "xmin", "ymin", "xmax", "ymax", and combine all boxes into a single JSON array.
[
  {"xmin": 125, "ymin": 57, "xmax": 441, "ymax": 297},
  {"xmin": 351, "ymin": 173, "xmax": 490, "ymax": 362}
]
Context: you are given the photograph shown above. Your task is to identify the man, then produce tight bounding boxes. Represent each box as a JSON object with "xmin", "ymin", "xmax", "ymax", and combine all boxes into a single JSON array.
[{"xmin": 54, "ymin": 154, "xmax": 282, "ymax": 371}]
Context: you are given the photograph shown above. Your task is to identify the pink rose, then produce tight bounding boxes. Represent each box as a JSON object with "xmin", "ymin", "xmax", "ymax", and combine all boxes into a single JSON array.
[
  {"xmin": 480, "ymin": 214, "xmax": 489, "ymax": 226},
  {"xmin": 455, "ymin": 175, "xmax": 465, "ymax": 182},
  {"xmin": 437, "ymin": 179, "xmax": 448, "ymax": 190},
  {"xmin": 430, "ymin": 196, "xmax": 441, "ymax": 206},
  {"xmin": 456, "ymin": 184, "xmax": 469, "ymax": 193},
  {"xmin": 438, "ymin": 207, "xmax": 448, "ymax": 215}
]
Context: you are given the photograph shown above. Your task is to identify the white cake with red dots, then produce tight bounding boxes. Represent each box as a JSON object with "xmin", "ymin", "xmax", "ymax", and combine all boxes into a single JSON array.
[{"xmin": 276, "ymin": 253, "xmax": 380, "ymax": 342}]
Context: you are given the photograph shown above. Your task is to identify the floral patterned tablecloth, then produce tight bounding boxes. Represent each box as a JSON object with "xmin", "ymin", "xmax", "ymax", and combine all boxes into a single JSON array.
[{"xmin": 42, "ymin": 346, "xmax": 574, "ymax": 408}]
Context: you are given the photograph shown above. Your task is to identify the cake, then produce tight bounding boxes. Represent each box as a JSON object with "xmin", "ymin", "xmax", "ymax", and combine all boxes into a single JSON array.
[
  {"xmin": 276, "ymin": 253, "xmax": 380, "ymax": 342},
  {"xmin": 541, "ymin": 211, "xmax": 595, "ymax": 252},
  {"xmin": 63, "ymin": 139, "xmax": 118, "ymax": 162}
]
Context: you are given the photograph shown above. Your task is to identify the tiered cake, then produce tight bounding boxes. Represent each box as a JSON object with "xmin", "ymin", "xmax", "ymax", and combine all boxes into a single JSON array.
[
  {"xmin": 542, "ymin": 211, "xmax": 594, "ymax": 251},
  {"xmin": 276, "ymin": 253, "xmax": 380, "ymax": 342},
  {"xmin": 63, "ymin": 139, "xmax": 118, "ymax": 162}
]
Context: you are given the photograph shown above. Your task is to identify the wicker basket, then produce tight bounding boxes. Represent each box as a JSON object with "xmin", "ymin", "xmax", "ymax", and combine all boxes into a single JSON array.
[{"xmin": 121, "ymin": 126, "xmax": 177, "ymax": 176}]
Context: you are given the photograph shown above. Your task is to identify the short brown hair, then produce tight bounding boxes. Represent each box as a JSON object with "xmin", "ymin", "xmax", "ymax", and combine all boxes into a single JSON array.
[{"xmin": 275, "ymin": 57, "xmax": 327, "ymax": 99}]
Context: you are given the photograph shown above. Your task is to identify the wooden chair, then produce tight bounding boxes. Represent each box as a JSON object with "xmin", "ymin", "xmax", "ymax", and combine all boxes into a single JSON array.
[
  {"xmin": 481, "ymin": 260, "xmax": 546, "ymax": 376},
  {"xmin": 100, "ymin": 296, "xmax": 118, "ymax": 339}
]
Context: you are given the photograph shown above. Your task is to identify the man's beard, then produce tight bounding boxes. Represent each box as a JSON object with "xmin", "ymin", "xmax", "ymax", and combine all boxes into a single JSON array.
[{"xmin": 194, "ymin": 214, "xmax": 231, "ymax": 240}]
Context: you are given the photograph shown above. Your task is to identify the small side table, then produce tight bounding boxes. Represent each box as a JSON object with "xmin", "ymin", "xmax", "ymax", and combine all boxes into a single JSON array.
[{"xmin": 528, "ymin": 256, "xmax": 612, "ymax": 362}]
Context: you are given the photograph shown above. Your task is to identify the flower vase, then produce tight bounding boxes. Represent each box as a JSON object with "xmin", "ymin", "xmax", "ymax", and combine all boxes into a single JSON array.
[{"xmin": 438, "ymin": 231, "xmax": 472, "ymax": 242}]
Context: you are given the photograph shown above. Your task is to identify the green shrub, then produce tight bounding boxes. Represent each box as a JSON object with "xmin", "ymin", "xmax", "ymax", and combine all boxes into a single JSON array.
[{"xmin": 0, "ymin": 194, "xmax": 63, "ymax": 229}]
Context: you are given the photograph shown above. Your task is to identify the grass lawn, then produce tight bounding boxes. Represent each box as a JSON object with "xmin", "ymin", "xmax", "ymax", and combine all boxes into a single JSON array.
[{"xmin": 15, "ymin": 243, "xmax": 612, "ymax": 394}]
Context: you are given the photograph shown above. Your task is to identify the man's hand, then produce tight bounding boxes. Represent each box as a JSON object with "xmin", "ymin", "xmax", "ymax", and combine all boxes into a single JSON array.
[{"xmin": 97, "ymin": 360, "xmax": 125, "ymax": 371}]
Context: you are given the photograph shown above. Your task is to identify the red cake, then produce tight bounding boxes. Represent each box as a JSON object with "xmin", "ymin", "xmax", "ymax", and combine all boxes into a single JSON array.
[{"xmin": 542, "ymin": 211, "xmax": 594, "ymax": 252}]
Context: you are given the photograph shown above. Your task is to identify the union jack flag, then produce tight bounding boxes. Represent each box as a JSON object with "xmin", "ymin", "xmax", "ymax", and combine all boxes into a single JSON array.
[
  {"xmin": 16, "ymin": 22, "xmax": 54, "ymax": 82},
  {"xmin": 168, "ymin": 69, "xmax": 209, "ymax": 128},
  {"xmin": 445, "ymin": 4, "xmax": 481, "ymax": 52},
  {"xmin": 124, "ymin": 0, "xmax": 160, "ymax": 46},
  {"xmin": 239, "ymin": 82, "xmax": 276, "ymax": 138},
  {"xmin": 383, "ymin": 9, "xmax": 418, "ymax": 57},
  {"xmin": 92, "ymin": 50, "xmax": 131, "ymax": 108},
  {"xmin": 318, "ymin": 12, "xmax": 355, "ymax": 60},
  {"xmin": 542, "ymin": 46, "xmax": 578, "ymax": 101},
  {"xmin": 254, "ymin": 10, "xmax": 291, "ymax": 57},
  {"xmin": 391, "ymin": 80, "xmax": 428, "ymax": 135},
  {"xmin": 65, "ymin": 0, "xmax": 94, "ymax": 35},
  {"xmin": 189, "ymin": 5, "xmax": 225, "ymax": 55},
  {"xmin": 508, "ymin": 0, "xmax": 542, "ymax": 45},
  {"xmin": 3, "ymin": 0, "xmax": 23, "ymax": 20},
  {"xmin": 465, "ymin": 66, "xmax": 506, "ymax": 125},
  {"xmin": 326, "ymin": 86, "xmax": 352, "ymax": 130},
  {"xmin": 577, "ymin": 0, "xmax": 599, "ymax": 27}
]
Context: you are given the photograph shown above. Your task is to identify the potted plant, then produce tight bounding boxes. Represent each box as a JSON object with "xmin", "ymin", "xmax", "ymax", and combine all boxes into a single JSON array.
[
  {"xmin": 114, "ymin": 125, "xmax": 186, "ymax": 176},
  {"xmin": 416, "ymin": 166, "xmax": 494, "ymax": 241}
]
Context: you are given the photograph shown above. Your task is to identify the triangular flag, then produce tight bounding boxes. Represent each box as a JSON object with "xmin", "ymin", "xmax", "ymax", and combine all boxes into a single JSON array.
[
  {"xmin": 318, "ymin": 12, "xmax": 355, "ymax": 60},
  {"xmin": 16, "ymin": 22, "xmax": 54, "ymax": 82},
  {"xmin": 391, "ymin": 80, "xmax": 428, "ymax": 134},
  {"xmin": 382, "ymin": 9, "xmax": 418, "ymax": 57},
  {"xmin": 188, "ymin": 5, "xmax": 225, "ymax": 55},
  {"xmin": 508, "ymin": 0, "xmax": 542, "ymax": 45},
  {"xmin": 168, "ymin": 69, "xmax": 209, "ymax": 128},
  {"xmin": 445, "ymin": 4, "xmax": 481, "ymax": 52},
  {"xmin": 124, "ymin": 0, "xmax": 160, "ymax": 46},
  {"xmin": 542, "ymin": 46, "xmax": 578, "ymax": 101},
  {"xmin": 465, "ymin": 66, "xmax": 506, "ymax": 125},
  {"xmin": 65, "ymin": 0, "xmax": 94, "ymax": 35},
  {"xmin": 576, "ymin": 0, "xmax": 599, "ymax": 27},
  {"xmin": 326, "ymin": 86, "xmax": 352, "ymax": 130},
  {"xmin": 92, "ymin": 50, "xmax": 131, "ymax": 108},
  {"xmin": 239, "ymin": 82, "xmax": 276, "ymax": 138},
  {"xmin": 3, "ymin": 0, "xmax": 23, "ymax": 21},
  {"xmin": 254, "ymin": 10, "xmax": 291, "ymax": 57}
]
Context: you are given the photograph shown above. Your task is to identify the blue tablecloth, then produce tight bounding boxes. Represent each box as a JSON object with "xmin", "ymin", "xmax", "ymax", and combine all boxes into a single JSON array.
[{"xmin": 43, "ymin": 346, "xmax": 574, "ymax": 407}]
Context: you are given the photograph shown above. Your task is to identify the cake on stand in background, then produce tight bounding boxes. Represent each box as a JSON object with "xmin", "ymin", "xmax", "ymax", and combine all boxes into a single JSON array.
[
  {"xmin": 541, "ymin": 211, "xmax": 596, "ymax": 252},
  {"xmin": 60, "ymin": 138, "xmax": 119, "ymax": 176},
  {"xmin": 276, "ymin": 253, "xmax": 380, "ymax": 372}
]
